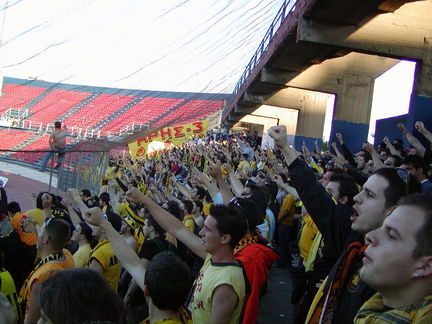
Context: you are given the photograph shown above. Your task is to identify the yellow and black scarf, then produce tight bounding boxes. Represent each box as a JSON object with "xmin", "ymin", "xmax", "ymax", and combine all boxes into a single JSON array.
[
  {"xmin": 309, "ymin": 242, "xmax": 366, "ymax": 323},
  {"xmin": 355, "ymin": 293, "xmax": 432, "ymax": 324}
]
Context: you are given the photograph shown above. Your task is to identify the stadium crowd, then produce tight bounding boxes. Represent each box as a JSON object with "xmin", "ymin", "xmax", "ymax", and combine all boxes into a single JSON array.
[{"xmin": 1, "ymin": 120, "xmax": 432, "ymax": 324}]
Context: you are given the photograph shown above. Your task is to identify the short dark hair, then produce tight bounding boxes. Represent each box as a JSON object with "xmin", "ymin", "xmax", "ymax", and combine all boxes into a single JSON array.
[
  {"xmin": 246, "ymin": 189, "xmax": 268, "ymax": 224},
  {"xmin": 165, "ymin": 200, "xmax": 184, "ymax": 221},
  {"xmin": 359, "ymin": 150, "xmax": 372, "ymax": 162},
  {"xmin": 329, "ymin": 174, "xmax": 359, "ymax": 207},
  {"xmin": 45, "ymin": 218, "xmax": 70, "ymax": 251},
  {"xmin": 7, "ymin": 201, "xmax": 21, "ymax": 214},
  {"xmin": 326, "ymin": 167, "xmax": 345, "ymax": 175},
  {"xmin": 397, "ymin": 194, "xmax": 432, "ymax": 258},
  {"xmin": 79, "ymin": 221, "xmax": 98, "ymax": 249},
  {"xmin": 193, "ymin": 200, "xmax": 203, "ymax": 213},
  {"xmin": 106, "ymin": 211, "xmax": 122, "ymax": 233},
  {"xmin": 144, "ymin": 252, "xmax": 192, "ymax": 312},
  {"xmin": 81, "ymin": 189, "xmax": 91, "ymax": 198},
  {"xmin": 195, "ymin": 186, "xmax": 206, "ymax": 200},
  {"xmin": 99, "ymin": 192, "xmax": 111, "ymax": 204},
  {"xmin": 403, "ymin": 155, "xmax": 427, "ymax": 173},
  {"xmin": 229, "ymin": 198, "xmax": 260, "ymax": 233},
  {"xmin": 146, "ymin": 214, "xmax": 165, "ymax": 238},
  {"xmin": 390, "ymin": 154, "xmax": 403, "ymax": 167},
  {"xmin": 182, "ymin": 199, "xmax": 194, "ymax": 215},
  {"xmin": 372, "ymin": 168, "xmax": 421, "ymax": 209},
  {"xmin": 209, "ymin": 205, "xmax": 247, "ymax": 249},
  {"xmin": 54, "ymin": 121, "xmax": 61, "ymax": 129},
  {"xmin": 40, "ymin": 268, "xmax": 124, "ymax": 324},
  {"xmin": 36, "ymin": 191, "xmax": 51, "ymax": 210},
  {"xmin": 263, "ymin": 181, "xmax": 278, "ymax": 202}
]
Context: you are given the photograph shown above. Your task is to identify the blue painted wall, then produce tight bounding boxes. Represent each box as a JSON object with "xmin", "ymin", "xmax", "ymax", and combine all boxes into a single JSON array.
[
  {"xmin": 375, "ymin": 94, "xmax": 432, "ymax": 149},
  {"xmin": 374, "ymin": 115, "xmax": 408, "ymax": 147},
  {"xmin": 329, "ymin": 119, "xmax": 369, "ymax": 154},
  {"xmin": 293, "ymin": 135, "xmax": 323, "ymax": 152}
]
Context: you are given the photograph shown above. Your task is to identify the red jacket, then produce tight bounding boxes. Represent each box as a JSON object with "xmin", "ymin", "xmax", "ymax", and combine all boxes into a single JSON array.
[{"xmin": 236, "ymin": 243, "xmax": 278, "ymax": 324}]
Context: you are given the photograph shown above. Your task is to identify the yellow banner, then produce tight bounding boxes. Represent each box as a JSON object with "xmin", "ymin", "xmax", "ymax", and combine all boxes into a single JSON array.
[{"xmin": 128, "ymin": 120, "xmax": 208, "ymax": 159}]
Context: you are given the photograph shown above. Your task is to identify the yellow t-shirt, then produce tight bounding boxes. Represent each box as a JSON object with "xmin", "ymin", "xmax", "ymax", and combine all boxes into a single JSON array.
[
  {"xmin": 88, "ymin": 240, "xmax": 121, "ymax": 291},
  {"xmin": 73, "ymin": 243, "xmax": 91, "ymax": 268},
  {"xmin": 278, "ymin": 194, "xmax": 295, "ymax": 226},
  {"xmin": 203, "ymin": 202, "xmax": 212, "ymax": 217},
  {"xmin": 183, "ymin": 215, "xmax": 195, "ymax": 233},
  {"xmin": 24, "ymin": 208, "xmax": 44, "ymax": 227},
  {"xmin": 299, "ymin": 214, "xmax": 319, "ymax": 262},
  {"xmin": 249, "ymin": 160, "xmax": 257, "ymax": 171},
  {"xmin": 140, "ymin": 307, "xmax": 192, "ymax": 324},
  {"xmin": 189, "ymin": 254, "xmax": 245, "ymax": 324},
  {"xmin": 21, "ymin": 249, "xmax": 74, "ymax": 317},
  {"xmin": 237, "ymin": 160, "xmax": 250, "ymax": 173}
]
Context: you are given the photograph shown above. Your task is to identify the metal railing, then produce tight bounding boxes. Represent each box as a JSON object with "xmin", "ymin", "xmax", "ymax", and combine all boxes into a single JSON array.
[
  {"xmin": 0, "ymin": 142, "xmax": 110, "ymax": 194},
  {"xmin": 232, "ymin": 0, "xmax": 298, "ymax": 96}
]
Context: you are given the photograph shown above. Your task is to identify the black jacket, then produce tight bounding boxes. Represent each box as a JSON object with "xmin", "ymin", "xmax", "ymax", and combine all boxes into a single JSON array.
[{"xmin": 288, "ymin": 158, "xmax": 374, "ymax": 323}]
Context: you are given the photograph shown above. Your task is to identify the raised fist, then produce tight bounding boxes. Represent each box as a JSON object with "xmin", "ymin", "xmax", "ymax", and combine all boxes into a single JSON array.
[
  {"xmin": 67, "ymin": 188, "xmax": 81, "ymax": 200},
  {"xmin": 84, "ymin": 207, "xmax": 105, "ymax": 227},
  {"xmin": 41, "ymin": 193, "xmax": 53, "ymax": 209},
  {"xmin": 397, "ymin": 123, "xmax": 406, "ymax": 132},
  {"xmin": 125, "ymin": 187, "xmax": 146, "ymax": 204},
  {"xmin": 268, "ymin": 126, "xmax": 288, "ymax": 148},
  {"xmin": 415, "ymin": 121, "xmax": 425, "ymax": 133}
]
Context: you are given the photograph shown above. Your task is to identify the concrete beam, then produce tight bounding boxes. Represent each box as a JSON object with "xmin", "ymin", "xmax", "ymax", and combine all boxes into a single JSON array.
[
  {"xmin": 298, "ymin": 1, "xmax": 432, "ymax": 60},
  {"xmin": 414, "ymin": 37, "xmax": 432, "ymax": 97},
  {"xmin": 262, "ymin": 53, "xmax": 399, "ymax": 94},
  {"xmin": 333, "ymin": 74, "xmax": 375, "ymax": 123},
  {"xmin": 234, "ymin": 105, "xmax": 253, "ymax": 115},
  {"xmin": 228, "ymin": 112, "xmax": 243, "ymax": 123},
  {"xmin": 241, "ymin": 92, "xmax": 267, "ymax": 105}
]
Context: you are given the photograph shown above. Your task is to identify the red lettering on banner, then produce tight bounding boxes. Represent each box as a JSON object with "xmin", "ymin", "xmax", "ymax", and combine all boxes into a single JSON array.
[
  {"xmin": 197, "ymin": 301, "xmax": 204, "ymax": 309},
  {"xmin": 160, "ymin": 128, "xmax": 172, "ymax": 139},
  {"xmin": 148, "ymin": 132, "xmax": 158, "ymax": 141},
  {"xmin": 192, "ymin": 121, "xmax": 204, "ymax": 133},
  {"xmin": 173, "ymin": 126, "xmax": 184, "ymax": 137},
  {"xmin": 196, "ymin": 283, "xmax": 203, "ymax": 292},
  {"xmin": 137, "ymin": 137, "xmax": 148, "ymax": 145}
]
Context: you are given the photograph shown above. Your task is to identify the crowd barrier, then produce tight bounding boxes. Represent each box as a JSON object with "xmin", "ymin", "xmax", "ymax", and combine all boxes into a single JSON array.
[{"xmin": 0, "ymin": 140, "xmax": 112, "ymax": 194}]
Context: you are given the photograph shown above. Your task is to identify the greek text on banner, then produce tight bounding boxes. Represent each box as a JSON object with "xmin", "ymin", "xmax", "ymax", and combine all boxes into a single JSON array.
[{"xmin": 128, "ymin": 120, "xmax": 208, "ymax": 159}]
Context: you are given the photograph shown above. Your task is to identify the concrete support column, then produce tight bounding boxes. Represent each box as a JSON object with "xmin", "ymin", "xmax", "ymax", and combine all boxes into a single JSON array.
[
  {"xmin": 330, "ymin": 74, "xmax": 375, "ymax": 152},
  {"xmin": 403, "ymin": 38, "xmax": 432, "ymax": 144},
  {"xmin": 266, "ymin": 87, "xmax": 329, "ymax": 149}
]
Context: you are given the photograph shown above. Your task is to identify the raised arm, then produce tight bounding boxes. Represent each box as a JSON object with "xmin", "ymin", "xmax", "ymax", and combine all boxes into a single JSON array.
[
  {"xmin": 397, "ymin": 123, "xmax": 426, "ymax": 157},
  {"xmin": 191, "ymin": 166, "xmax": 219, "ymax": 201},
  {"xmin": 41, "ymin": 193, "xmax": 53, "ymax": 220},
  {"xmin": 228, "ymin": 171, "xmax": 244, "ymax": 197},
  {"xmin": 363, "ymin": 143, "xmax": 384, "ymax": 169},
  {"xmin": 273, "ymin": 174, "xmax": 300, "ymax": 200},
  {"xmin": 268, "ymin": 126, "xmax": 351, "ymax": 253},
  {"xmin": 172, "ymin": 177, "xmax": 194, "ymax": 199},
  {"xmin": 331, "ymin": 141, "xmax": 345, "ymax": 161},
  {"xmin": 126, "ymin": 188, "xmax": 207, "ymax": 260},
  {"xmin": 209, "ymin": 164, "xmax": 234, "ymax": 204},
  {"xmin": 84, "ymin": 207, "xmax": 146, "ymax": 290},
  {"xmin": 415, "ymin": 121, "xmax": 432, "ymax": 147},
  {"xmin": 67, "ymin": 188, "xmax": 89, "ymax": 215},
  {"xmin": 336, "ymin": 132, "xmax": 357, "ymax": 167},
  {"xmin": 383, "ymin": 136, "xmax": 402, "ymax": 158}
]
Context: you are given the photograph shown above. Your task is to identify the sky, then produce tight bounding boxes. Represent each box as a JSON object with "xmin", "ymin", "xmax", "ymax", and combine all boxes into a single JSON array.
[
  {"xmin": 0, "ymin": 0, "xmax": 285, "ymax": 93},
  {"xmin": 0, "ymin": 0, "xmax": 416, "ymax": 139},
  {"xmin": 368, "ymin": 60, "xmax": 416, "ymax": 142}
]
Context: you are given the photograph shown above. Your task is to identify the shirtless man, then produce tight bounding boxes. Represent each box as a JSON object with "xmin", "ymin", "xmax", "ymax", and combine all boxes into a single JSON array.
[{"xmin": 39, "ymin": 121, "xmax": 67, "ymax": 172}]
